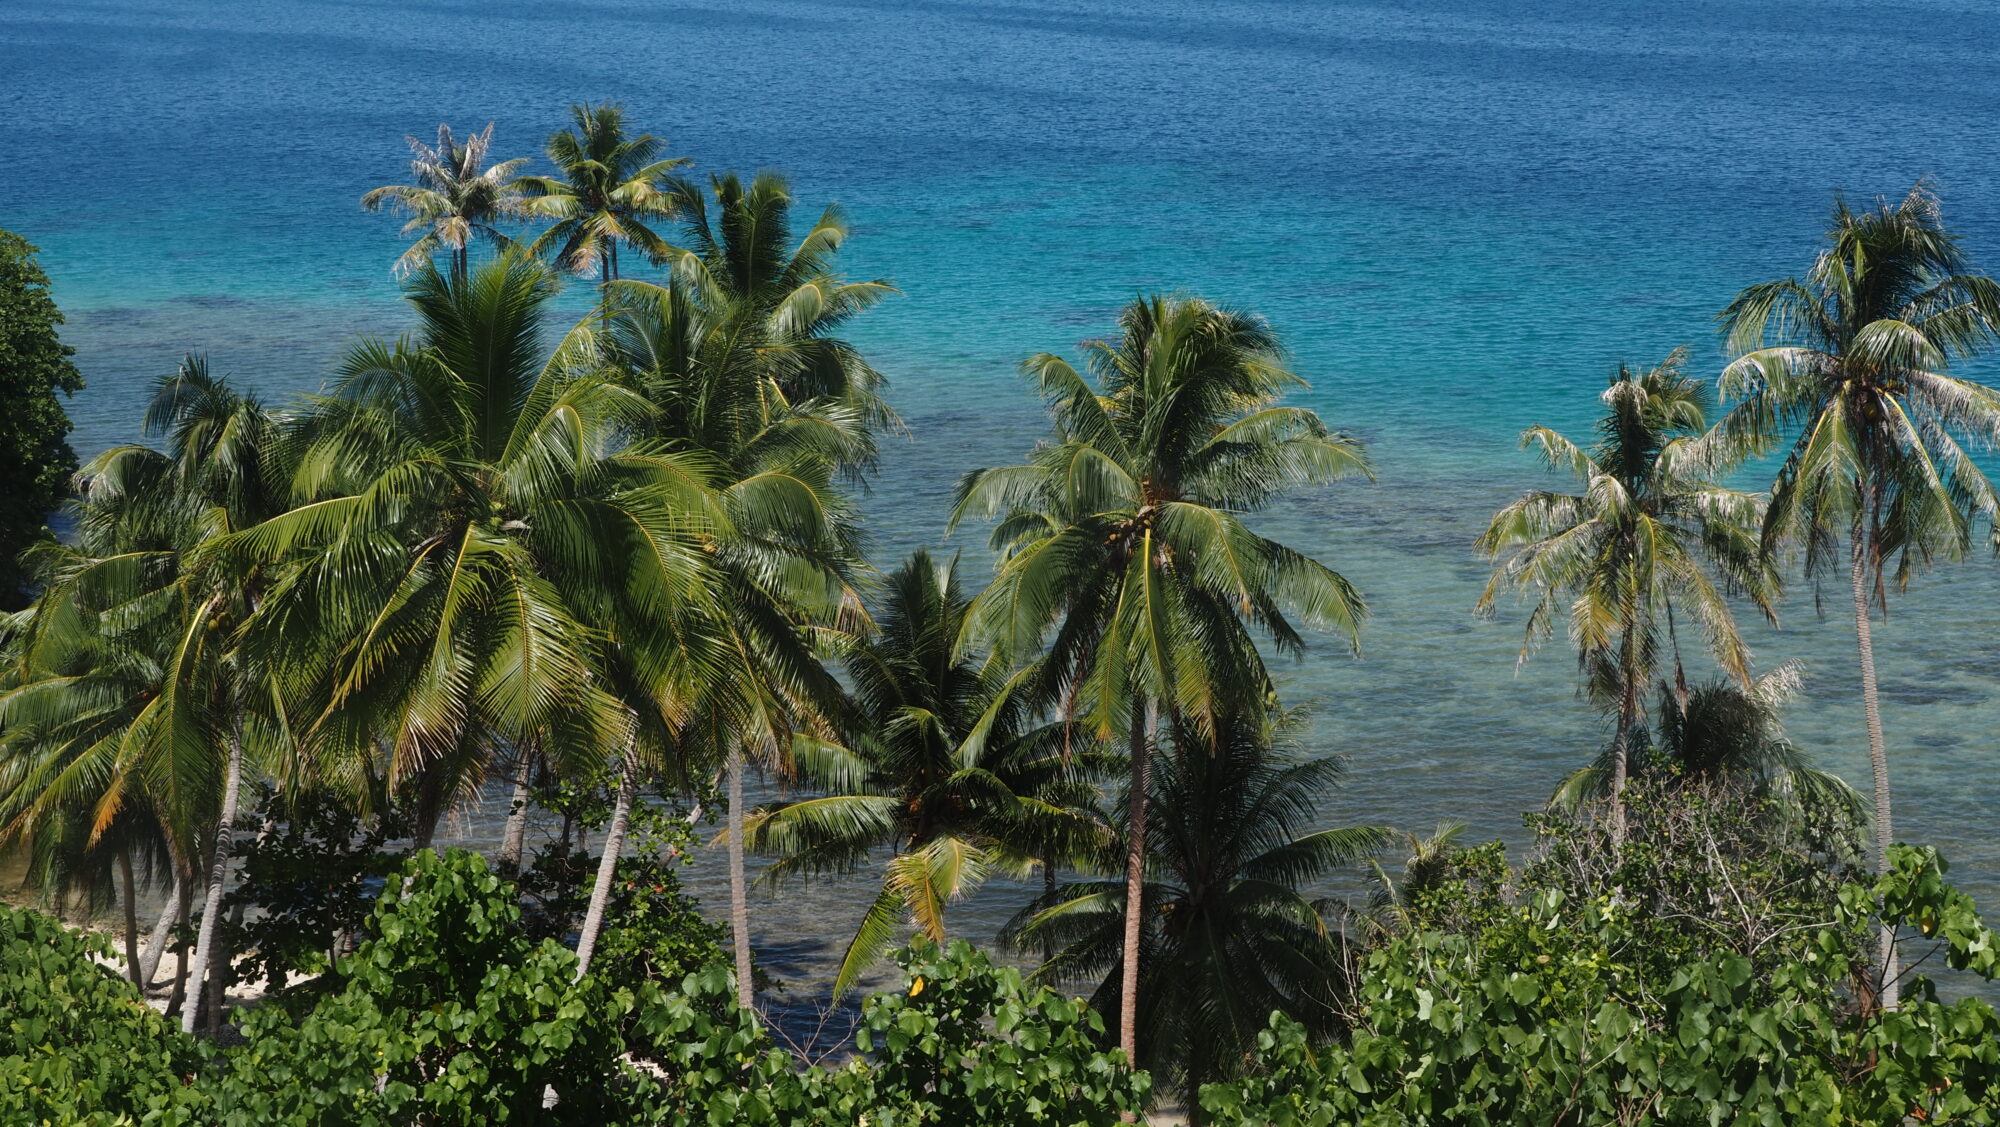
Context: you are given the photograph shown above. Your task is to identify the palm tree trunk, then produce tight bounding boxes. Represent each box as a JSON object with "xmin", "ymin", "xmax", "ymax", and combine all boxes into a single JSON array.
[
  {"xmin": 574, "ymin": 748, "xmax": 637, "ymax": 978},
  {"xmin": 727, "ymin": 750, "xmax": 754, "ymax": 1012},
  {"xmin": 119, "ymin": 849, "xmax": 141, "ymax": 988},
  {"xmin": 1042, "ymin": 862, "xmax": 1057, "ymax": 960},
  {"xmin": 412, "ymin": 771, "xmax": 444, "ymax": 852},
  {"xmin": 136, "ymin": 871, "xmax": 184, "ymax": 990},
  {"xmin": 499, "ymin": 743, "xmax": 536, "ymax": 874},
  {"xmin": 183, "ymin": 710, "xmax": 245, "ymax": 1035},
  {"xmin": 1118, "ymin": 696, "xmax": 1153, "ymax": 1063},
  {"xmin": 165, "ymin": 878, "xmax": 193, "ymax": 1017},
  {"xmin": 1608, "ymin": 625, "xmax": 1639, "ymax": 848},
  {"xmin": 1852, "ymin": 522, "xmax": 1899, "ymax": 1009}
]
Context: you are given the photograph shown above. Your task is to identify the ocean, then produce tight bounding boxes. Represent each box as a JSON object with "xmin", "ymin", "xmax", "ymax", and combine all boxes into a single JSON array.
[{"xmin": 7, "ymin": 0, "xmax": 2000, "ymax": 1009}]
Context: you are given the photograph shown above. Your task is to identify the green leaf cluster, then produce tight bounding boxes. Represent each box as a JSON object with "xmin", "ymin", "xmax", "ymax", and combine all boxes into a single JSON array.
[{"xmin": 0, "ymin": 903, "xmax": 203, "ymax": 1125}]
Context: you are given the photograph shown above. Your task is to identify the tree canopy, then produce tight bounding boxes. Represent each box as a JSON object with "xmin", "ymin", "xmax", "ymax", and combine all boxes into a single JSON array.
[{"xmin": 0, "ymin": 230, "xmax": 83, "ymax": 608}]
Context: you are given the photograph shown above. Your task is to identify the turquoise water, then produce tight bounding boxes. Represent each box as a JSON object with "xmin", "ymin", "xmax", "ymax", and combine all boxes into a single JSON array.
[{"xmin": 8, "ymin": 0, "xmax": 2000, "ymax": 998}]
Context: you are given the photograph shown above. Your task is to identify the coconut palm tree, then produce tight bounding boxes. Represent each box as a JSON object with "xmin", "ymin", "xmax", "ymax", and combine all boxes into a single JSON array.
[
  {"xmin": 598, "ymin": 170, "xmax": 893, "ymax": 1006},
  {"xmin": 0, "ymin": 358, "xmax": 294, "ymax": 1033},
  {"xmin": 362, "ymin": 123, "xmax": 528, "ymax": 279},
  {"xmin": 234, "ymin": 253, "xmax": 724, "ymax": 860},
  {"xmin": 1008, "ymin": 709, "xmax": 1385, "ymax": 1121},
  {"xmin": 953, "ymin": 294, "xmax": 1370, "ymax": 1061},
  {"xmin": 740, "ymin": 550, "xmax": 1114, "ymax": 998},
  {"xmin": 518, "ymin": 103, "xmax": 687, "ymax": 287},
  {"xmin": 0, "ymin": 591, "xmax": 180, "ymax": 988},
  {"xmin": 1477, "ymin": 349, "xmax": 1774, "ymax": 842},
  {"xmin": 1718, "ymin": 184, "xmax": 2000, "ymax": 1007}
]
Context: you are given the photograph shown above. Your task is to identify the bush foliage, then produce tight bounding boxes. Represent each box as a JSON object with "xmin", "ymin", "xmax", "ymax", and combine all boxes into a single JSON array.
[
  {"xmin": 1202, "ymin": 844, "xmax": 2000, "ymax": 1126},
  {"xmin": 0, "ymin": 848, "xmax": 1143, "ymax": 1125},
  {"xmin": 0, "ymin": 904, "xmax": 203, "ymax": 1125}
]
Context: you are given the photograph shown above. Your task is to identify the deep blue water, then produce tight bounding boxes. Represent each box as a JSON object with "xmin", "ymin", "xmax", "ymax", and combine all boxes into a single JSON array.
[{"xmin": 7, "ymin": 0, "xmax": 2000, "ymax": 997}]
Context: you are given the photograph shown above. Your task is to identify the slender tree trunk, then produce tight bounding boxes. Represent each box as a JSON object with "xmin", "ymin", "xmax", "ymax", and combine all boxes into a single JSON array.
[
  {"xmin": 1042, "ymin": 863, "xmax": 1057, "ymax": 960},
  {"xmin": 727, "ymin": 751, "xmax": 754, "ymax": 1012},
  {"xmin": 598, "ymin": 245, "xmax": 617, "ymax": 328},
  {"xmin": 119, "ymin": 849, "xmax": 141, "ymax": 988},
  {"xmin": 207, "ymin": 814, "xmax": 273, "ymax": 1036},
  {"xmin": 205, "ymin": 916, "xmax": 231, "ymax": 1036},
  {"xmin": 1852, "ymin": 522, "xmax": 1899, "ymax": 1009},
  {"xmin": 412, "ymin": 771, "xmax": 444, "ymax": 853},
  {"xmin": 1608, "ymin": 625, "xmax": 1639, "ymax": 848},
  {"xmin": 1118, "ymin": 696, "xmax": 1154, "ymax": 1064},
  {"xmin": 165, "ymin": 878, "xmax": 193, "ymax": 1017},
  {"xmin": 183, "ymin": 711, "xmax": 245, "ymax": 1035},
  {"xmin": 499, "ymin": 743, "xmax": 536, "ymax": 874},
  {"xmin": 575, "ymin": 749, "xmax": 637, "ymax": 978},
  {"xmin": 136, "ymin": 871, "xmax": 185, "ymax": 990}
]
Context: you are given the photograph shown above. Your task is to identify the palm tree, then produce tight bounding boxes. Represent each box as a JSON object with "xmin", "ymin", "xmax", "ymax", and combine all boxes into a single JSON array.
[
  {"xmin": 518, "ymin": 103, "xmax": 687, "ymax": 287},
  {"xmin": 0, "ymin": 358, "xmax": 293, "ymax": 1033},
  {"xmin": 952, "ymin": 294, "xmax": 1369, "ymax": 1061},
  {"xmin": 235, "ymin": 253, "xmax": 724, "ymax": 860},
  {"xmin": 1477, "ymin": 349, "xmax": 1774, "ymax": 842},
  {"xmin": 740, "ymin": 550, "xmax": 1114, "ymax": 998},
  {"xmin": 1008, "ymin": 709, "xmax": 1385, "ymax": 1121},
  {"xmin": 362, "ymin": 123, "xmax": 528, "ymax": 279},
  {"xmin": 0, "ymin": 604, "xmax": 175, "ymax": 988},
  {"xmin": 599, "ymin": 170, "xmax": 893, "ymax": 1006},
  {"xmin": 1718, "ymin": 184, "xmax": 2000, "ymax": 1007}
]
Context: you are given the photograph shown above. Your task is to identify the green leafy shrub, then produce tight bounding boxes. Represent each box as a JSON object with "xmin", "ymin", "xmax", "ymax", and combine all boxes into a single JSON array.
[
  {"xmin": 209, "ymin": 849, "xmax": 650, "ymax": 1126},
  {"xmin": 6, "ymin": 848, "xmax": 1140, "ymax": 1125},
  {"xmin": 626, "ymin": 940, "xmax": 1148, "ymax": 1126},
  {"xmin": 0, "ymin": 903, "xmax": 205, "ymax": 1124},
  {"xmin": 831, "ymin": 940, "xmax": 1151, "ymax": 1125},
  {"xmin": 1202, "ymin": 844, "xmax": 2000, "ymax": 1126}
]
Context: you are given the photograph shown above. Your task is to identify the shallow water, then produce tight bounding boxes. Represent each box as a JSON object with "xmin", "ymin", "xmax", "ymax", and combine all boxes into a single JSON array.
[{"xmin": 6, "ymin": 0, "xmax": 2000, "ymax": 1004}]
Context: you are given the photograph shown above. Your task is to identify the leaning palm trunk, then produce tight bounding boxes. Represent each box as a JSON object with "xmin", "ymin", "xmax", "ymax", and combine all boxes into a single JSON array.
[
  {"xmin": 727, "ymin": 751, "xmax": 754, "ymax": 1012},
  {"xmin": 1118, "ymin": 697, "xmax": 1154, "ymax": 1063},
  {"xmin": 1851, "ymin": 523, "xmax": 1899, "ymax": 1009},
  {"xmin": 574, "ymin": 748, "xmax": 637, "ymax": 978},
  {"xmin": 183, "ymin": 712, "xmax": 244, "ymax": 1035},
  {"xmin": 163, "ymin": 877, "xmax": 194, "ymax": 1015},
  {"xmin": 119, "ymin": 850, "xmax": 141, "ymax": 987},
  {"xmin": 136, "ymin": 871, "xmax": 184, "ymax": 989}
]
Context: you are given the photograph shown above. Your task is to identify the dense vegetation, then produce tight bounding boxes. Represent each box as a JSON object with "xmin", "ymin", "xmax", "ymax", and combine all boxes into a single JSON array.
[
  {"xmin": 6, "ymin": 108, "xmax": 2000, "ymax": 1122},
  {"xmin": 0, "ymin": 230, "xmax": 83, "ymax": 608}
]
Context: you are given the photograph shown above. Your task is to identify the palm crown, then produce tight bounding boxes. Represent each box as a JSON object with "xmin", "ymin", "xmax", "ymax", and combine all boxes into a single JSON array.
[
  {"xmin": 239, "ymin": 253, "xmax": 725, "ymax": 844},
  {"xmin": 362, "ymin": 123, "xmax": 528, "ymax": 279},
  {"xmin": 954, "ymin": 295, "xmax": 1369, "ymax": 734},
  {"xmin": 1719, "ymin": 183, "xmax": 2000, "ymax": 583},
  {"xmin": 519, "ymin": 103, "xmax": 688, "ymax": 282}
]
